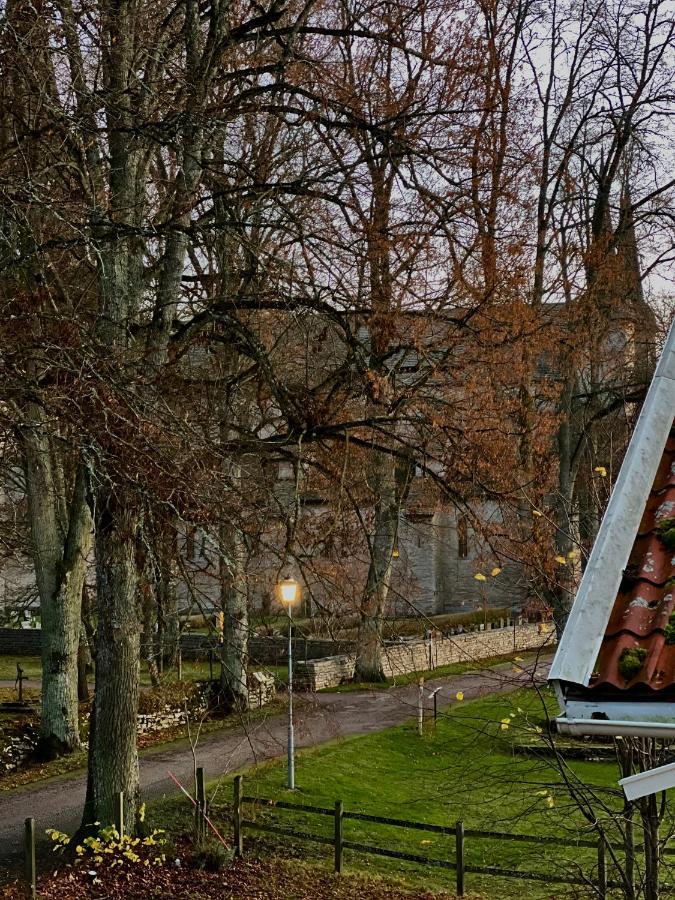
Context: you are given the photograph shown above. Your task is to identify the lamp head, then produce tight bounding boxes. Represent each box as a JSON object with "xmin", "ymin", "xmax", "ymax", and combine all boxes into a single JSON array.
[{"xmin": 277, "ymin": 576, "xmax": 300, "ymax": 607}]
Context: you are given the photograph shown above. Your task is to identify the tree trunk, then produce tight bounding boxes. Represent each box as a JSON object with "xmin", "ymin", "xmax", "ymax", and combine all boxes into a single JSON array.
[
  {"xmin": 23, "ymin": 426, "xmax": 93, "ymax": 758},
  {"xmin": 643, "ymin": 790, "xmax": 660, "ymax": 900},
  {"xmin": 77, "ymin": 628, "xmax": 90, "ymax": 703},
  {"xmin": 220, "ymin": 513, "xmax": 249, "ymax": 709},
  {"xmin": 616, "ymin": 739, "xmax": 636, "ymax": 900},
  {"xmin": 355, "ymin": 453, "xmax": 403, "ymax": 682},
  {"xmin": 83, "ymin": 492, "xmax": 140, "ymax": 832},
  {"xmin": 549, "ymin": 380, "xmax": 577, "ymax": 634},
  {"xmin": 635, "ymin": 739, "xmax": 663, "ymax": 900},
  {"xmin": 139, "ymin": 566, "xmax": 160, "ymax": 688},
  {"xmin": 156, "ymin": 526, "xmax": 179, "ymax": 669}
]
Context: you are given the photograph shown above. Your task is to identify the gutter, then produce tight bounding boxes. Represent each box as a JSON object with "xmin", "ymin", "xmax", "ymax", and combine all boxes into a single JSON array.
[{"xmin": 556, "ymin": 716, "xmax": 675, "ymax": 739}]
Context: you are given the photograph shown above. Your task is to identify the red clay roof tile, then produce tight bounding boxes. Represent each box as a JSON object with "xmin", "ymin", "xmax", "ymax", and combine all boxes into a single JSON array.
[{"xmin": 587, "ymin": 427, "xmax": 675, "ymax": 695}]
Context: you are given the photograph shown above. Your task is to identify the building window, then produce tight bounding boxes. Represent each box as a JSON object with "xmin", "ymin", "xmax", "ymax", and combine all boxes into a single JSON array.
[{"xmin": 457, "ymin": 515, "xmax": 468, "ymax": 559}]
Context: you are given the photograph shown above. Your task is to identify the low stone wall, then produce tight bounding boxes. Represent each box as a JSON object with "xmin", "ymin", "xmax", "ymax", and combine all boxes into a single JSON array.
[
  {"xmin": 0, "ymin": 627, "xmax": 355, "ymax": 663},
  {"xmin": 180, "ymin": 633, "xmax": 355, "ymax": 665},
  {"xmin": 249, "ymin": 637, "xmax": 356, "ymax": 664},
  {"xmin": 294, "ymin": 623, "xmax": 556, "ymax": 690},
  {"xmin": 295, "ymin": 654, "xmax": 357, "ymax": 690},
  {"xmin": 0, "ymin": 628, "xmax": 42, "ymax": 656}
]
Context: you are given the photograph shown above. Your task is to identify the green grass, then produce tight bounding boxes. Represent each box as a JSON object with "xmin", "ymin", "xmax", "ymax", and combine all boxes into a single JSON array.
[
  {"xmin": 0, "ymin": 655, "xmax": 42, "ymax": 681},
  {"xmin": 149, "ymin": 688, "xmax": 634, "ymax": 899}
]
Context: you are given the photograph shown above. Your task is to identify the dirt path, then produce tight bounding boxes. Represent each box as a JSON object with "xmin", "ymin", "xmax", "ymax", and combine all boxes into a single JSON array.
[{"xmin": 0, "ymin": 655, "xmax": 551, "ymax": 880}]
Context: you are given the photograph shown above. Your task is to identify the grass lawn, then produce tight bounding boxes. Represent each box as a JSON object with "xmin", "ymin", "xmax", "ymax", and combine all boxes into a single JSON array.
[
  {"xmin": 149, "ymin": 687, "xmax": 641, "ymax": 899},
  {"xmin": 0, "ymin": 655, "xmax": 42, "ymax": 682}
]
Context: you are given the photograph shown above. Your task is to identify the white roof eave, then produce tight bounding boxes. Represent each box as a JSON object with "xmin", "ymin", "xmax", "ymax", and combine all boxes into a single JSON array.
[{"xmin": 550, "ymin": 320, "xmax": 675, "ymax": 688}]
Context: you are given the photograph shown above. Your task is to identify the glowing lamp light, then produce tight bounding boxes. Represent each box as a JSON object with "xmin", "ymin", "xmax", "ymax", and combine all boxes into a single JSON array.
[{"xmin": 277, "ymin": 576, "xmax": 300, "ymax": 607}]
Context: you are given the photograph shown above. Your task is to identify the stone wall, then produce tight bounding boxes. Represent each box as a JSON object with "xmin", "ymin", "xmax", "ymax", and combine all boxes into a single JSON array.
[
  {"xmin": 0, "ymin": 627, "xmax": 355, "ymax": 663},
  {"xmin": 0, "ymin": 628, "xmax": 41, "ymax": 656},
  {"xmin": 180, "ymin": 633, "xmax": 355, "ymax": 665},
  {"xmin": 294, "ymin": 622, "xmax": 556, "ymax": 690}
]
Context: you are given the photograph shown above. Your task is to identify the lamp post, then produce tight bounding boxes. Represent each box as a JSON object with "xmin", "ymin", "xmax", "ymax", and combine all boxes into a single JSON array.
[{"xmin": 278, "ymin": 576, "xmax": 300, "ymax": 789}]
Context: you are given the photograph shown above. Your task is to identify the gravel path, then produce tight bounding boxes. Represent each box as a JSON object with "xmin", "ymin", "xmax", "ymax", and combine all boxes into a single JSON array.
[{"xmin": 0, "ymin": 654, "xmax": 551, "ymax": 880}]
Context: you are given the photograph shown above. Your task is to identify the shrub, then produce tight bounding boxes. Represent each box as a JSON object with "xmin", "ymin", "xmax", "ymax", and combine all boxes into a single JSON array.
[
  {"xmin": 47, "ymin": 819, "xmax": 167, "ymax": 869},
  {"xmin": 192, "ymin": 842, "xmax": 231, "ymax": 872}
]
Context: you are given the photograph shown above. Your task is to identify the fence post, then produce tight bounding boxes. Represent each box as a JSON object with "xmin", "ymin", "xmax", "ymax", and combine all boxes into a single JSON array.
[
  {"xmin": 24, "ymin": 817, "xmax": 36, "ymax": 900},
  {"xmin": 177, "ymin": 648, "xmax": 182, "ymax": 682},
  {"xmin": 114, "ymin": 791, "xmax": 124, "ymax": 838},
  {"xmin": 455, "ymin": 820, "xmax": 465, "ymax": 898},
  {"xmin": 597, "ymin": 834, "xmax": 607, "ymax": 900},
  {"xmin": 196, "ymin": 767, "xmax": 206, "ymax": 843},
  {"xmin": 417, "ymin": 678, "xmax": 424, "ymax": 736},
  {"xmin": 334, "ymin": 800, "xmax": 343, "ymax": 874},
  {"xmin": 233, "ymin": 775, "xmax": 243, "ymax": 857}
]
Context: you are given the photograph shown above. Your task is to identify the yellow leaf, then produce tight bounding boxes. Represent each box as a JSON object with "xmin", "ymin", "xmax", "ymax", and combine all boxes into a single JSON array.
[
  {"xmin": 555, "ymin": 556, "xmax": 567, "ymax": 565},
  {"xmin": 532, "ymin": 509, "xmax": 543, "ymax": 517},
  {"xmin": 567, "ymin": 549, "xmax": 579, "ymax": 559},
  {"xmin": 491, "ymin": 567, "xmax": 502, "ymax": 577},
  {"xmin": 455, "ymin": 691, "xmax": 464, "ymax": 701},
  {"xmin": 474, "ymin": 573, "xmax": 487, "ymax": 582},
  {"xmin": 500, "ymin": 718, "xmax": 510, "ymax": 731},
  {"xmin": 514, "ymin": 656, "xmax": 523, "ymax": 661},
  {"xmin": 594, "ymin": 466, "xmax": 607, "ymax": 477},
  {"xmin": 547, "ymin": 795, "xmax": 555, "ymax": 808},
  {"xmin": 420, "ymin": 839, "xmax": 432, "ymax": 845}
]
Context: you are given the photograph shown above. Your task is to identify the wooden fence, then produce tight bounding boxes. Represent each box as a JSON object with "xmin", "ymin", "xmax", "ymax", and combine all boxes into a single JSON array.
[
  {"xmin": 232, "ymin": 775, "xmax": 621, "ymax": 898},
  {"xmin": 22, "ymin": 779, "xmax": 672, "ymax": 898}
]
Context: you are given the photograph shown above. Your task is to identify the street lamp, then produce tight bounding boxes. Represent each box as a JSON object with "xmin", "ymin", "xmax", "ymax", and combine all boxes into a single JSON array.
[{"xmin": 277, "ymin": 575, "xmax": 301, "ymax": 789}]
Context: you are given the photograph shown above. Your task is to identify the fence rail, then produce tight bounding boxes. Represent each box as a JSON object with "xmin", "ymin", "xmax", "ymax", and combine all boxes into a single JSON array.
[{"xmin": 233, "ymin": 776, "xmax": 615, "ymax": 897}]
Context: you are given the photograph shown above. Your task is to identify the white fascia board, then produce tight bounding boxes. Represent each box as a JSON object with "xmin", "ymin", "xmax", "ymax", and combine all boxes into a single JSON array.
[
  {"xmin": 550, "ymin": 320, "xmax": 675, "ymax": 687},
  {"xmin": 619, "ymin": 761, "xmax": 675, "ymax": 800},
  {"xmin": 563, "ymin": 697, "xmax": 675, "ymax": 724}
]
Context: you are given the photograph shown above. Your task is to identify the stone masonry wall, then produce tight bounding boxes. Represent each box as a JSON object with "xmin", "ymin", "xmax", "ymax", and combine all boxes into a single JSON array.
[
  {"xmin": 0, "ymin": 628, "xmax": 41, "ymax": 656},
  {"xmin": 0, "ymin": 628, "xmax": 355, "ymax": 663},
  {"xmin": 294, "ymin": 623, "xmax": 556, "ymax": 690},
  {"xmin": 181, "ymin": 633, "xmax": 356, "ymax": 664}
]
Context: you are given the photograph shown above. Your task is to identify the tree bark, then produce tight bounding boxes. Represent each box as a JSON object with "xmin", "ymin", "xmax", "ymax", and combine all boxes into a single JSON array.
[
  {"xmin": 220, "ymin": 512, "xmax": 249, "ymax": 709},
  {"xmin": 156, "ymin": 525, "xmax": 179, "ymax": 670},
  {"xmin": 77, "ymin": 629, "xmax": 90, "ymax": 703},
  {"xmin": 550, "ymin": 388, "xmax": 576, "ymax": 633},
  {"xmin": 83, "ymin": 492, "xmax": 140, "ymax": 831},
  {"xmin": 643, "ymin": 790, "xmax": 660, "ymax": 900},
  {"xmin": 355, "ymin": 453, "xmax": 407, "ymax": 681},
  {"xmin": 23, "ymin": 423, "xmax": 93, "ymax": 757}
]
